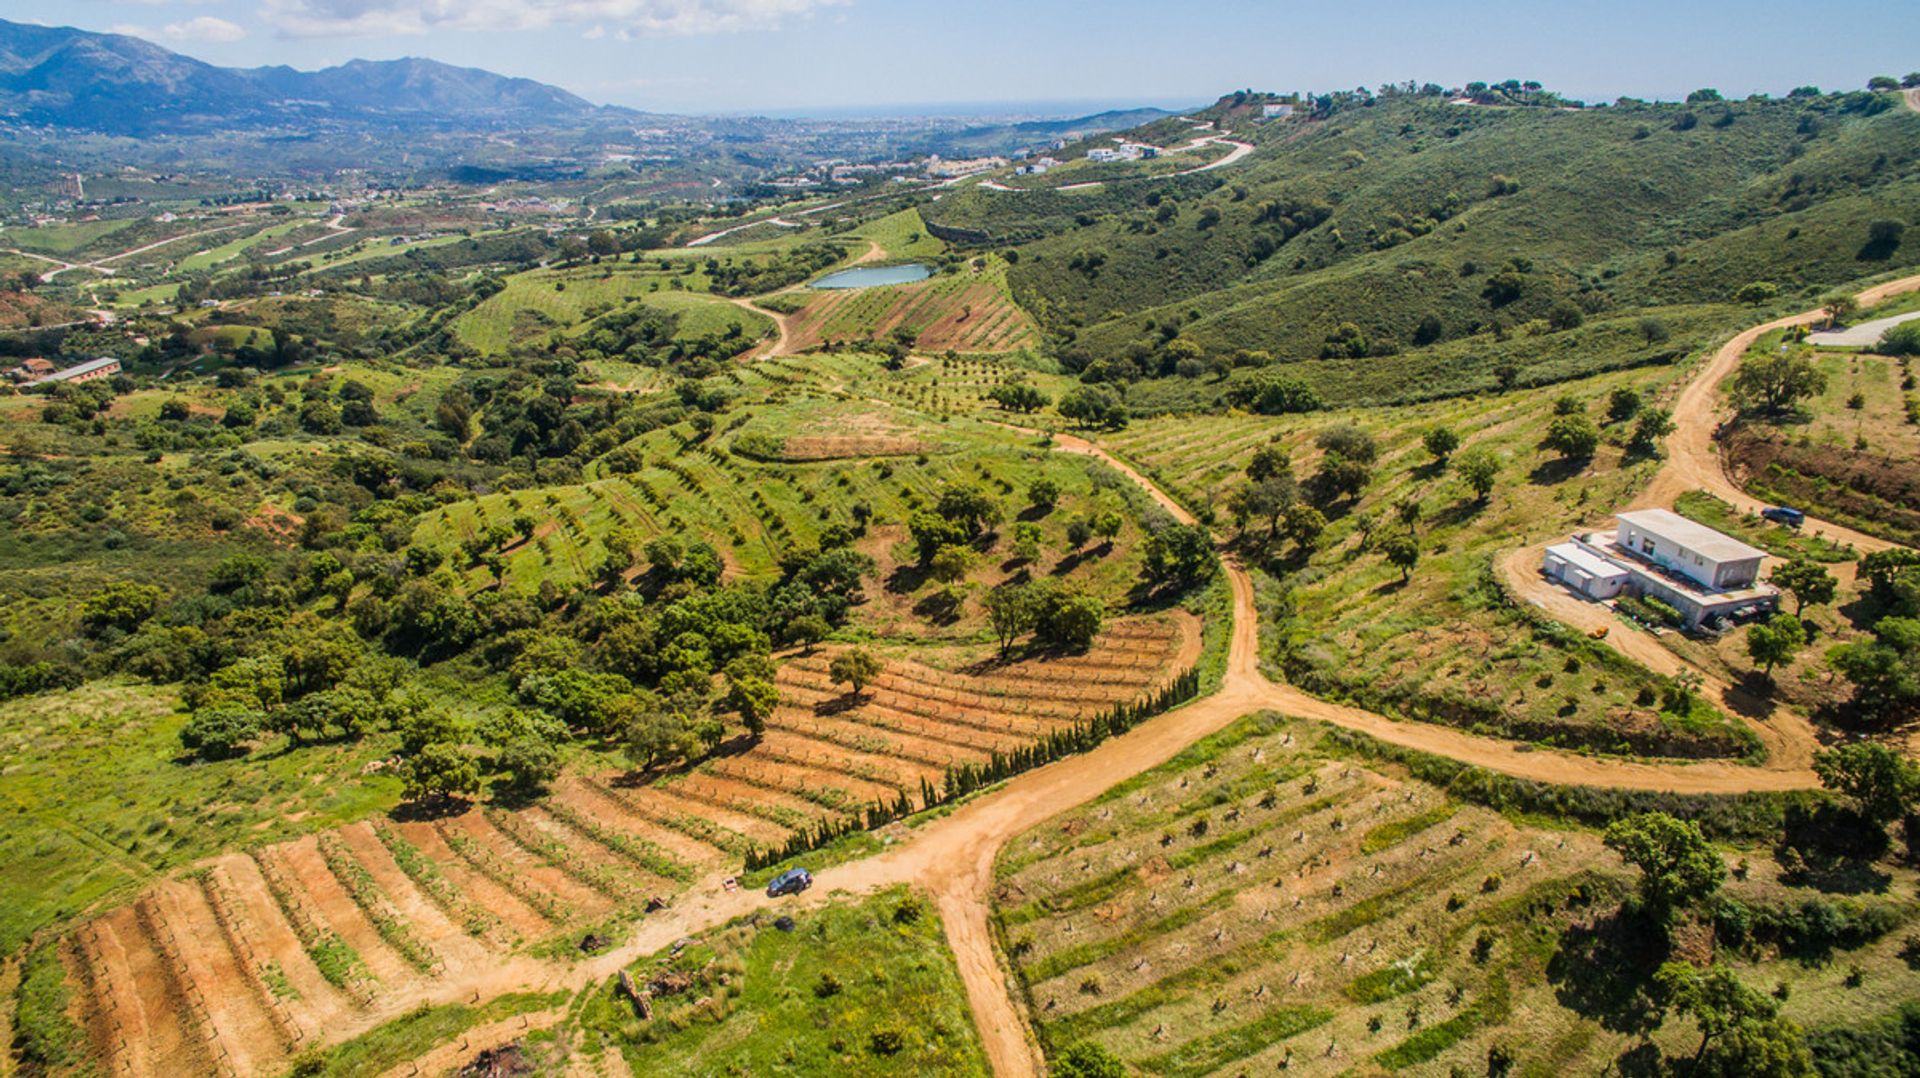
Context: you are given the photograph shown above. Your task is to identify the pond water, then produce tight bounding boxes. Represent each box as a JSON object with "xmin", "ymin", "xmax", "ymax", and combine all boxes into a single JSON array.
[{"xmin": 811, "ymin": 263, "xmax": 933, "ymax": 289}]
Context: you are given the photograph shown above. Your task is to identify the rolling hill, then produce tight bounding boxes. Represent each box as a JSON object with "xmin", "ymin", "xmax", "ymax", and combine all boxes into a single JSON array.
[{"xmin": 923, "ymin": 87, "xmax": 1920, "ymax": 405}]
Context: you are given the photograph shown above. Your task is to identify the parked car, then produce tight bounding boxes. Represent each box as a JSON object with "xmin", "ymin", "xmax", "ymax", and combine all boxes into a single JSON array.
[
  {"xmin": 1760, "ymin": 506, "xmax": 1805, "ymax": 528},
  {"xmin": 766, "ymin": 867, "xmax": 813, "ymax": 898}
]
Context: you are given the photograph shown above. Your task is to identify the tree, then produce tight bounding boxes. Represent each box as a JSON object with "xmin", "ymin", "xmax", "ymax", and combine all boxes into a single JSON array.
[
  {"xmin": 80, "ymin": 581, "xmax": 164, "ymax": 635},
  {"xmin": 1245, "ymin": 444, "xmax": 1292, "ymax": 482},
  {"xmin": 1822, "ymin": 293, "xmax": 1859, "ymax": 329},
  {"xmin": 1628, "ymin": 408, "xmax": 1675, "ymax": 457},
  {"xmin": 830, "ymin": 649, "xmax": 883, "ymax": 697},
  {"xmin": 1654, "ymin": 963, "xmax": 1813, "ymax": 1078},
  {"xmin": 1010, "ymin": 521, "xmax": 1044, "ymax": 564},
  {"xmin": 1052, "ymin": 1041, "xmax": 1127, "ymax": 1078},
  {"xmin": 988, "ymin": 383, "xmax": 1049, "ymax": 413},
  {"xmin": 1380, "ymin": 533, "xmax": 1419, "ymax": 581},
  {"xmin": 180, "ymin": 706, "xmax": 262, "ymax": 761},
  {"xmin": 1058, "ymin": 386, "xmax": 1126, "ymax": 429},
  {"xmin": 1030, "ymin": 583, "xmax": 1103, "ymax": 651},
  {"xmin": 1028, "ymin": 478, "xmax": 1060, "ymax": 512},
  {"xmin": 908, "ymin": 511, "xmax": 970, "ymax": 564},
  {"xmin": 1829, "ymin": 634, "xmax": 1920, "ymax": 724},
  {"xmin": 1602, "ymin": 812, "xmax": 1725, "ymax": 922},
  {"xmin": 1423, "ymin": 426, "xmax": 1460, "ymax": 464},
  {"xmin": 1746, "ymin": 613, "xmax": 1805, "ymax": 682},
  {"xmin": 1141, "ymin": 525, "xmax": 1215, "ymax": 590},
  {"xmin": 1769, "ymin": 559, "xmax": 1836, "ymax": 616},
  {"xmin": 1731, "ymin": 352, "xmax": 1827, "ymax": 415},
  {"xmin": 789, "ymin": 614, "xmax": 830, "ymax": 652},
  {"xmin": 935, "ymin": 485, "xmax": 1003, "ymax": 537},
  {"xmin": 1608, "ymin": 387, "xmax": 1644, "ymax": 423},
  {"xmin": 399, "ymin": 741, "xmax": 481, "ymax": 806},
  {"xmin": 1543, "ymin": 412, "xmax": 1600, "ymax": 460},
  {"xmin": 1456, "ymin": 446, "xmax": 1501, "ymax": 503},
  {"xmin": 619, "ymin": 704, "xmax": 688, "ymax": 771},
  {"xmin": 725, "ymin": 676, "xmax": 781, "ymax": 739},
  {"xmin": 984, "ymin": 584, "xmax": 1036, "ymax": 657},
  {"xmin": 1280, "ymin": 503, "xmax": 1327, "ymax": 555},
  {"xmin": 929, "ymin": 544, "xmax": 976, "ymax": 584},
  {"xmin": 1812, "ymin": 743, "xmax": 1920, "ymax": 826}
]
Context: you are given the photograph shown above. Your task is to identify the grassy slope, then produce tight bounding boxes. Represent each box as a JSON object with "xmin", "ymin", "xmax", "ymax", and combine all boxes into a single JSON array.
[
  {"xmin": 563, "ymin": 886, "xmax": 989, "ymax": 1075},
  {"xmin": 995, "ymin": 711, "xmax": 1920, "ymax": 1078}
]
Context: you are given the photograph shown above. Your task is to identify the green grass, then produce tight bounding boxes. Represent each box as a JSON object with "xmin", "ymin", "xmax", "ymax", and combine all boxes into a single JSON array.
[
  {"xmin": 0, "ymin": 681, "xmax": 401, "ymax": 954},
  {"xmin": 1, "ymin": 218, "xmax": 138, "ymax": 255},
  {"xmin": 849, "ymin": 207, "xmax": 947, "ymax": 261},
  {"xmin": 288, "ymin": 991, "xmax": 564, "ymax": 1078},
  {"xmin": 565, "ymin": 885, "xmax": 988, "ymax": 1076}
]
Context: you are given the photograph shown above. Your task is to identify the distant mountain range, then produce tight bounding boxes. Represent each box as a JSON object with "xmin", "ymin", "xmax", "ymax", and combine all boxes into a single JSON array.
[{"xmin": 0, "ymin": 18, "xmax": 623, "ymax": 134}]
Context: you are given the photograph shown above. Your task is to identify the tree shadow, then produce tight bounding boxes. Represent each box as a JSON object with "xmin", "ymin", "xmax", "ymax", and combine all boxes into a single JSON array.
[
  {"xmin": 1050, "ymin": 548, "xmax": 1097, "ymax": 577},
  {"xmin": 885, "ymin": 561, "xmax": 933, "ymax": 594},
  {"xmin": 1529, "ymin": 456, "xmax": 1590, "ymax": 486},
  {"xmin": 1547, "ymin": 907, "xmax": 1669, "ymax": 1035},
  {"xmin": 1425, "ymin": 498, "xmax": 1485, "ymax": 531},
  {"xmin": 1858, "ymin": 236, "xmax": 1903, "ymax": 262},
  {"xmin": 1016, "ymin": 504, "xmax": 1052, "ymax": 523},
  {"xmin": 1777, "ymin": 803, "xmax": 1894, "ymax": 894},
  {"xmin": 388, "ymin": 795, "xmax": 475, "ymax": 823}
]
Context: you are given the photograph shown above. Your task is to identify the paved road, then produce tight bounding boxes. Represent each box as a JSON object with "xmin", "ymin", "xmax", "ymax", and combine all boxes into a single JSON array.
[{"xmin": 1806, "ymin": 308, "xmax": 1920, "ymax": 347}]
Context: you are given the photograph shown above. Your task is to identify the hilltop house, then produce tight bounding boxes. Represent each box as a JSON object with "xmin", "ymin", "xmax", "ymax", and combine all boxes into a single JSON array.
[
  {"xmin": 1542, "ymin": 508, "xmax": 1778, "ymax": 629},
  {"xmin": 1262, "ymin": 103, "xmax": 1298, "ymax": 120}
]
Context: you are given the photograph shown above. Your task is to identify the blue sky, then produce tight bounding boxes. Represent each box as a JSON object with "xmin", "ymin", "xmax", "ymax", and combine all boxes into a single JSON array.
[{"xmin": 11, "ymin": 0, "xmax": 1920, "ymax": 116}]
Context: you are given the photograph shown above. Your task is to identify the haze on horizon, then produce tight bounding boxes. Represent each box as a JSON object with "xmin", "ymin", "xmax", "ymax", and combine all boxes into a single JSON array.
[{"xmin": 13, "ymin": 0, "xmax": 1920, "ymax": 117}]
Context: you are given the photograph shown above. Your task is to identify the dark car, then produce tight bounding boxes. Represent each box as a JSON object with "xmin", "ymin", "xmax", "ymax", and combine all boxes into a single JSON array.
[
  {"xmin": 1760, "ymin": 507, "xmax": 1805, "ymax": 528},
  {"xmin": 766, "ymin": 867, "xmax": 813, "ymax": 898}
]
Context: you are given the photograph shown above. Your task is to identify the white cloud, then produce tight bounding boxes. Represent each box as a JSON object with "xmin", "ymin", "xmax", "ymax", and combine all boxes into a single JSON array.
[
  {"xmin": 165, "ymin": 16, "xmax": 249, "ymax": 41},
  {"xmin": 581, "ymin": 23, "xmax": 606, "ymax": 38},
  {"xmin": 261, "ymin": 0, "xmax": 846, "ymax": 39}
]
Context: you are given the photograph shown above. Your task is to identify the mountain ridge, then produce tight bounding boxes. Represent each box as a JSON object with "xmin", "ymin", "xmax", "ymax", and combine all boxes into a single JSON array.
[{"xmin": 0, "ymin": 18, "xmax": 622, "ymax": 134}]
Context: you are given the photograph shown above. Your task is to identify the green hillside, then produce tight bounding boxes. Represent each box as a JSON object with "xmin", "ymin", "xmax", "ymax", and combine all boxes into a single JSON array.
[{"xmin": 925, "ymin": 88, "xmax": 1920, "ymax": 405}]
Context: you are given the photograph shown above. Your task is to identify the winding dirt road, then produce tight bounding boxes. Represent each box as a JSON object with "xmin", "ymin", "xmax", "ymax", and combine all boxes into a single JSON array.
[{"xmin": 275, "ymin": 277, "xmax": 1920, "ymax": 1078}]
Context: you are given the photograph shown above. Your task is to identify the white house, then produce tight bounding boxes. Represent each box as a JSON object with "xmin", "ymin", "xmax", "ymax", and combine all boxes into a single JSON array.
[
  {"xmin": 1614, "ymin": 509, "xmax": 1766, "ymax": 592},
  {"xmin": 1541, "ymin": 509, "xmax": 1779, "ymax": 629},
  {"xmin": 1262, "ymin": 103, "xmax": 1297, "ymax": 120}
]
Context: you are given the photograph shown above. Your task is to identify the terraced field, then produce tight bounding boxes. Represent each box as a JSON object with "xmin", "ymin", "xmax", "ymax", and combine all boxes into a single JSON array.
[
  {"xmin": 784, "ymin": 255, "xmax": 1039, "ymax": 354},
  {"xmin": 49, "ymin": 620, "xmax": 1195, "ymax": 1078},
  {"xmin": 993, "ymin": 712, "xmax": 1919, "ymax": 1077},
  {"xmin": 413, "ymin": 395, "xmax": 1158, "ymax": 591}
]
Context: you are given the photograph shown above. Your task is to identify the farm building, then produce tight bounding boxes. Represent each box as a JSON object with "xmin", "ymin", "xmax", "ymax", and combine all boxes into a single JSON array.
[
  {"xmin": 1542, "ymin": 541, "xmax": 1629, "ymax": 600},
  {"xmin": 5, "ymin": 357, "xmax": 55, "ymax": 382},
  {"xmin": 1262, "ymin": 103, "xmax": 1298, "ymax": 119},
  {"xmin": 1542, "ymin": 509, "xmax": 1779, "ymax": 629},
  {"xmin": 39, "ymin": 356, "xmax": 121, "ymax": 384}
]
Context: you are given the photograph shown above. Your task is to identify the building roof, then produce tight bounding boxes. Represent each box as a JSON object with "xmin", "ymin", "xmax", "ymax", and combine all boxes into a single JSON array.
[
  {"xmin": 1616, "ymin": 508, "xmax": 1768, "ymax": 562},
  {"xmin": 42, "ymin": 356, "xmax": 120, "ymax": 382},
  {"xmin": 1547, "ymin": 541, "xmax": 1630, "ymax": 580}
]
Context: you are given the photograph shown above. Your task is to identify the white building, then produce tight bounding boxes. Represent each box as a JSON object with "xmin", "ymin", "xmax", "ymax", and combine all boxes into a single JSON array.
[
  {"xmin": 1542, "ymin": 541, "xmax": 1630, "ymax": 600},
  {"xmin": 1262, "ymin": 103, "xmax": 1297, "ymax": 120},
  {"xmin": 1542, "ymin": 509, "xmax": 1779, "ymax": 630}
]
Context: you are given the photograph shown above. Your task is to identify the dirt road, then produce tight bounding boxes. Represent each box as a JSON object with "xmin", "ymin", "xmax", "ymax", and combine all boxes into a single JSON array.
[
  {"xmin": 1632, "ymin": 271, "xmax": 1920, "ymax": 553},
  {"xmin": 150, "ymin": 276, "xmax": 1920, "ymax": 1078}
]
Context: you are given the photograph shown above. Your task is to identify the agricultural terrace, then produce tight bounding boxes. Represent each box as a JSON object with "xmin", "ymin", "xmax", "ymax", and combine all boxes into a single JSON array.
[
  {"xmin": 783, "ymin": 254, "xmax": 1040, "ymax": 354},
  {"xmin": 544, "ymin": 886, "xmax": 989, "ymax": 1074},
  {"xmin": 995, "ymin": 712, "xmax": 1920, "ymax": 1078},
  {"xmin": 1100, "ymin": 364, "xmax": 1764, "ymax": 760},
  {"xmin": 412, "ymin": 392, "xmax": 1167, "ymax": 604},
  {"xmin": 833, "ymin": 352, "xmax": 1084, "ymax": 419},
  {"xmin": 21, "ymin": 617, "xmax": 1194, "ymax": 1078}
]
